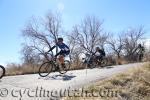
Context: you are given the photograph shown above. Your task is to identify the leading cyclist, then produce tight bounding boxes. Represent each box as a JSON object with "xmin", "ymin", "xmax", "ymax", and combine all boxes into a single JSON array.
[{"xmin": 48, "ymin": 38, "xmax": 70, "ymax": 67}]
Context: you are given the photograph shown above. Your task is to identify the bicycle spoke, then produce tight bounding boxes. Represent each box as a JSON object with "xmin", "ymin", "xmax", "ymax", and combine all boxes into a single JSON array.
[{"xmin": 39, "ymin": 62, "xmax": 53, "ymax": 77}]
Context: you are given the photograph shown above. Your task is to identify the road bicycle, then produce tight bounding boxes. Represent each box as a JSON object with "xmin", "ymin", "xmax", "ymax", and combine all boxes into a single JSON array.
[
  {"xmin": 38, "ymin": 51, "xmax": 71, "ymax": 77},
  {"xmin": 0, "ymin": 65, "xmax": 5, "ymax": 79}
]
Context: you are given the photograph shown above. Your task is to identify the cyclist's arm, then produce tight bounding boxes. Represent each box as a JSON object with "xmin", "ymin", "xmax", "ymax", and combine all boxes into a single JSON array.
[
  {"xmin": 61, "ymin": 44, "xmax": 70, "ymax": 51},
  {"xmin": 47, "ymin": 45, "xmax": 56, "ymax": 52},
  {"xmin": 87, "ymin": 51, "xmax": 95, "ymax": 56}
]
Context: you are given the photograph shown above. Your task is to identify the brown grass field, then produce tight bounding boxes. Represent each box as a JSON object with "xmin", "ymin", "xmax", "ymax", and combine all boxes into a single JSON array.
[{"xmin": 64, "ymin": 63, "xmax": 150, "ymax": 100}]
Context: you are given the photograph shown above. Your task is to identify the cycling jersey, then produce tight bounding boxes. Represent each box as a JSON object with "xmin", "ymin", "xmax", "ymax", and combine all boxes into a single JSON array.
[
  {"xmin": 94, "ymin": 49, "xmax": 105, "ymax": 56},
  {"xmin": 57, "ymin": 43, "xmax": 70, "ymax": 51},
  {"xmin": 49, "ymin": 43, "xmax": 70, "ymax": 57}
]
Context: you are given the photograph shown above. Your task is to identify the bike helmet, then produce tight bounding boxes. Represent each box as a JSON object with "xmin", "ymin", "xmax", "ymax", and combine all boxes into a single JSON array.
[{"xmin": 58, "ymin": 37, "xmax": 63, "ymax": 41}]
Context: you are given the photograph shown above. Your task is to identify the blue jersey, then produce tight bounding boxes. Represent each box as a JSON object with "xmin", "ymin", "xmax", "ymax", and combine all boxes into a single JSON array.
[{"xmin": 57, "ymin": 43, "xmax": 70, "ymax": 51}]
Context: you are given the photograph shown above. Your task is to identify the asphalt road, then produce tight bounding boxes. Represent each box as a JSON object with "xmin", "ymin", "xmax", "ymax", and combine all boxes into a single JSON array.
[{"xmin": 0, "ymin": 63, "xmax": 144, "ymax": 100}]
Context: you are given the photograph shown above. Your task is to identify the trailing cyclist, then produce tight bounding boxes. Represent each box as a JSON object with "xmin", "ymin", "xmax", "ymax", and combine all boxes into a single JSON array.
[
  {"xmin": 83, "ymin": 47, "xmax": 106, "ymax": 68},
  {"xmin": 137, "ymin": 44, "xmax": 145, "ymax": 61},
  {"xmin": 93, "ymin": 47, "xmax": 106, "ymax": 63}
]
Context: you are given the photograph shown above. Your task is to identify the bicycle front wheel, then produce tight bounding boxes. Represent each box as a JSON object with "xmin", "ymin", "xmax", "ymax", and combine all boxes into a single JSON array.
[
  {"xmin": 38, "ymin": 62, "xmax": 53, "ymax": 77},
  {"xmin": 59, "ymin": 60, "xmax": 70, "ymax": 74},
  {"xmin": 100, "ymin": 58, "xmax": 107, "ymax": 67},
  {"xmin": 0, "ymin": 65, "xmax": 5, "ymax": 79}
]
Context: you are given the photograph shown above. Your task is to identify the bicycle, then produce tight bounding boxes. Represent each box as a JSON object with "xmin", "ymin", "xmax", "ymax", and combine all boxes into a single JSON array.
[
  {"xmin": 94, "ymin": 56, "xmax": 108, "ymax": 67},
  {"xmin": 0, "ymin": 65, "xmax": 5, "ymax": 79},
  {"xmin": 82, "ymin": 53, "xmax": 107, "ymax": 68},
  {"xmin": 38, "ymin": 51, "xmax": 71, "ymax": 77}
]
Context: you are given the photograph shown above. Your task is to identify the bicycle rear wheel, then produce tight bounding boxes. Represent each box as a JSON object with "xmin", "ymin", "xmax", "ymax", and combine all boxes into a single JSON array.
[
  {"xmin": 0, "ymin": 65, "xmax": 5, "ymax": 79},
  {"xmin": 59, "ymin": 60, "xmax": 70, "ymax": 74},
  {"xmin": 39, "ymin": 62, "xmax": 53, "ymax": 77}
]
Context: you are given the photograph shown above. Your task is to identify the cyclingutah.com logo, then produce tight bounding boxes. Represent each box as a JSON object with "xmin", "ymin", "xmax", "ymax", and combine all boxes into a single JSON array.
[{"xmin": 0, "ymin": 86, "xmax": 119, "ymax": 100}]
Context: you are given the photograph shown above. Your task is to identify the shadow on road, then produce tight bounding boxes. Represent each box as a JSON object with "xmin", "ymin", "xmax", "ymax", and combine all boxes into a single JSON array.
[
  {"xmin": 39, "ymin": 73, "xmax": 76, "ymax": 81},
  {"xmin": 98, "ymin": 66, "xmax": 114, "ymax": 69},
  {"xmin": 105, "ymin": 66, "xmax": 114, "ymax": 69}
]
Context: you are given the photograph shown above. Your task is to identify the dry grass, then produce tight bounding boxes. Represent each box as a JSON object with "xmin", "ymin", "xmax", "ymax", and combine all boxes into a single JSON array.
[
  {"xmin": 5, "ymin": 63, "xmax": 40, "ymax": 76},
  {"xmin": 116, "ymin": 57, "xmax": 128, "ymax": 65},
  {"xmin": 63, "ymin": 63, "xmax": 150, "ymax": 100}
]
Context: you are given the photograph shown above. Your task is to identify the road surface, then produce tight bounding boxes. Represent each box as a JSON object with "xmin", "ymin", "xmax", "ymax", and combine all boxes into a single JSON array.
[{"xmin": 0, "ymin": 63, "xmax": 144, "ymax": 100}]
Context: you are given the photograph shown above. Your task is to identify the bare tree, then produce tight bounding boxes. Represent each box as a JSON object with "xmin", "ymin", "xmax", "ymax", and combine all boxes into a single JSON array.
[
  {"xmin": 21, "ymin": 12, "xmax": 62, "ymax": 63},
  {"xmin": 123, "ymin": 26, "xmax": 145, "ymax": 61},
  {"xmin": 67, "ymin": 32, "xmax": 83, "ymax": 68},
  {"xmin": 72, "ymin": 16, "xmax": 108, "ymax": 54},
  {"xmin": 107, "ymin": 34, "xmax": 124, "ymax": 59},
  {"xmin": 21, "ymin": 45, "xmax": 37, "ymax": 65}
]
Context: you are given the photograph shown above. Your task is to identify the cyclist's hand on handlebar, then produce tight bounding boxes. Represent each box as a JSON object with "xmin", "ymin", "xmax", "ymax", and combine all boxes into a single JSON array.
[{"xmin": 91, "ymin": 52, "xmax": 95, "ymax": 55}]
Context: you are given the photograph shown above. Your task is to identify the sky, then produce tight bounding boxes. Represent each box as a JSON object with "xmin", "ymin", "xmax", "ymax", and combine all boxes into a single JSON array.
[{"xmin": 0, "ymin": 0, "xmax": 150, "ymax": 65}]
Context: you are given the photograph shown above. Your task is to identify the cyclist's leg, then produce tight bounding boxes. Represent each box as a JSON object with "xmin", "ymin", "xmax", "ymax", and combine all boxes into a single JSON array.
[
  {"xmin": 58, "ymin": 55, "xmax": 65, "ymax": 64},
  {"xmin": 57, "ymin": 50, "xmax": 70, "ymax": 65},
  {"xmin": 95, "ymin": 55, "xmax": 100, "ymax": 62},
  {"xmin": 139, "ymin": 53, "xmax": 143, "ymax": 61},
  {"xmin": 95, "ymin": 56, "xmax": 98, "ymax": 60},
  {"xmin": 57, "ymin": 50, "xmax": 65, "ymax": 65},
  {"xmin": 99, "ymin": 55, "xmax": 104, "ymax": 61}
]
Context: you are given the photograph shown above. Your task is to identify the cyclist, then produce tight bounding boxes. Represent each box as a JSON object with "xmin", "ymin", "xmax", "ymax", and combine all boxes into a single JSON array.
[
  {"xmin": 48, "ymin": 37, "xmax": 70, "ymax": 67},
  {"xmin": 137, "ymin": 44, "xmax": 145, "ymax": 61},
  {"xmin": 94, "ymin": 47, "xmax": 106, "ymax": 62}
]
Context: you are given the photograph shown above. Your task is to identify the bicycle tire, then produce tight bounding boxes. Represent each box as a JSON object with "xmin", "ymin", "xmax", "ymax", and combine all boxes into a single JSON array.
[
  {"xmin": 100, "ymin": 58, "xmax": 107, "ymax": 67},
  {"xmin": 0, "ymin": 65, "xmax": 5, "ymax": 79},
  {"xmin": 38, "ymin": 62, "xmax": 53, "ymax": 77},
  {"xmin": 59, "ymin": 60, "xmax": 70, "ymax": 74}
]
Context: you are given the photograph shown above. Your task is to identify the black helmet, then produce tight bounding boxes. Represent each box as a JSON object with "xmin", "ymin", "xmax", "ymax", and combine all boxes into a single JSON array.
[
  {"xmin": 96, "ymin": 47, "xmax": 100, "ymax": 50},
  {"xmin": 138, "ymin": 44, "xmax": 142, "ymax": 48},
  {"xmin": 58, "ymin": 37, "xmax": 63, "ymax": 41}
]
